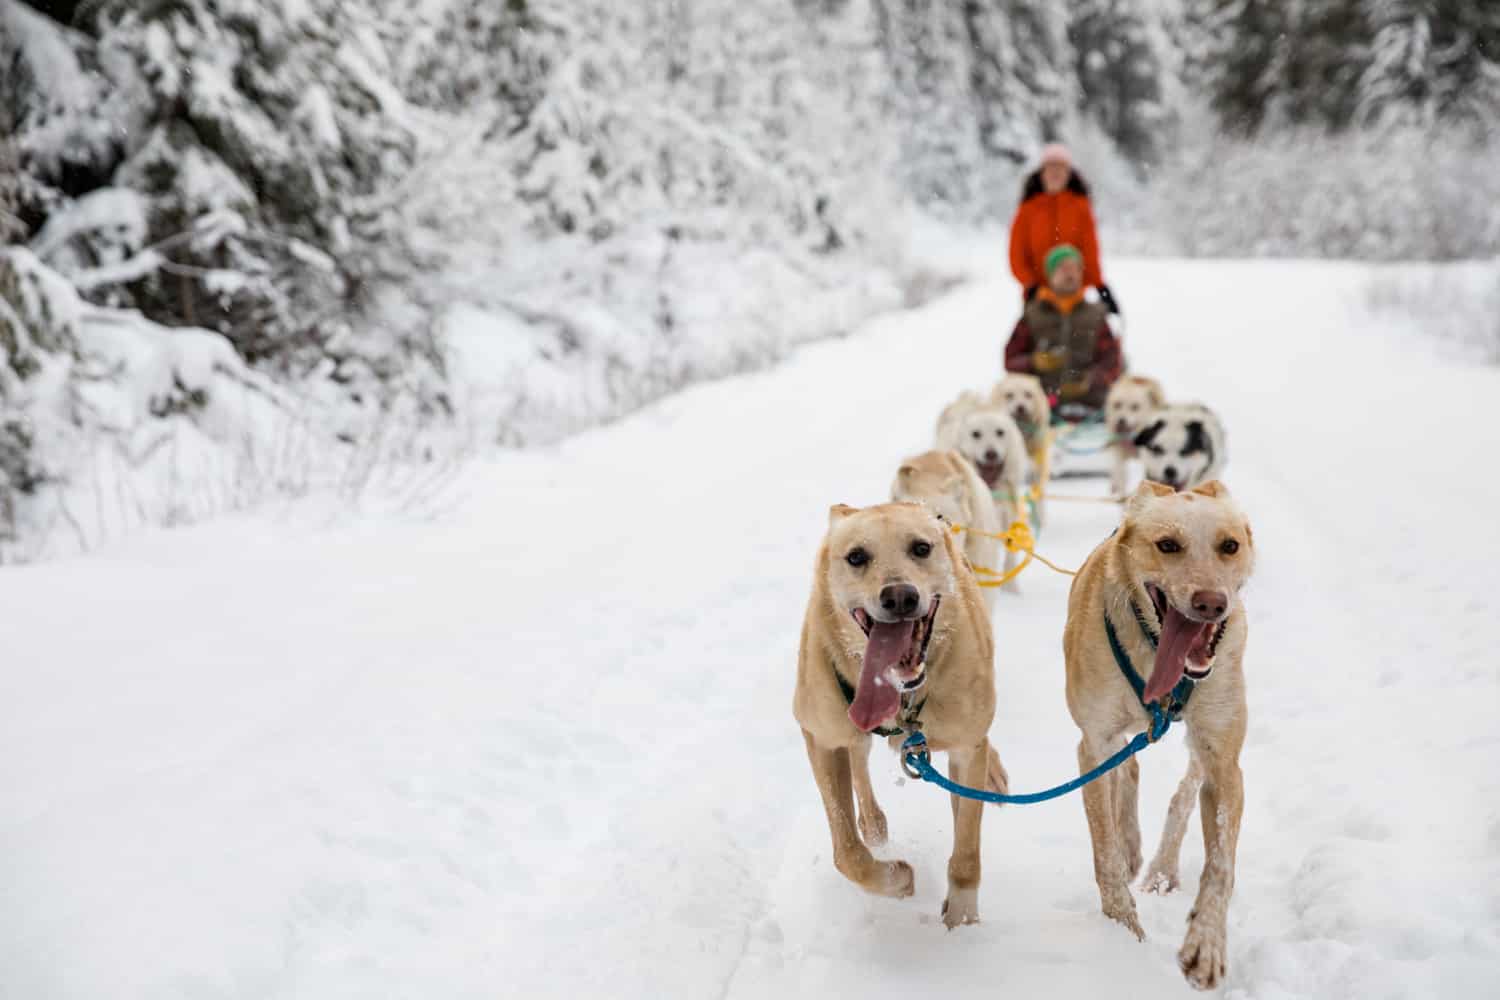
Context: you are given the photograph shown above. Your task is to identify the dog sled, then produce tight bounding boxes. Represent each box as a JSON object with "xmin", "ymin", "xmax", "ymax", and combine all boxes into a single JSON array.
[{"xmin": 1045, "ymin": 311, "xmax": 1128, "ymax": 481}]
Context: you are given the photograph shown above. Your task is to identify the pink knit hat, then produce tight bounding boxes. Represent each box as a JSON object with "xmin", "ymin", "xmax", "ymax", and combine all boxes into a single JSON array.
[{"xmin": 1039, "ymin": 142, "xmax": 1072, "ymax": 168}]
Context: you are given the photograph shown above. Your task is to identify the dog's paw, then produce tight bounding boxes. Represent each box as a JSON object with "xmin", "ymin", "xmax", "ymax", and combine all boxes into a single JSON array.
[
  {"xmin": 858, "ymin": 806, "xmax": 888, "ymax": 847},
  {"xmin": 876, "ymin": 860, "xmax": 915, "ymax": 898},
  {"xmin": 1101, "ymin": 886, "xmax": 1145, "ymax": 941},
  {"xmin": 1179, "ymin": 918, "xmax": 1228, "ymax": 990},
  {"xmin": 941, "ymin": 888, "xmax": 980, "ymax": 929},
  {"xmin": 1142, "ymin": 864, "xmax": 1179, "ymax": 895}
]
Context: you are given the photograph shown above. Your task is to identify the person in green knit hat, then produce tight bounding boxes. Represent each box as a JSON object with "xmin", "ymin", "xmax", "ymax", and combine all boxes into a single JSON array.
[{"xmin": 1002, "ymin": 243, "xmax": 1121, "ymax": 409}]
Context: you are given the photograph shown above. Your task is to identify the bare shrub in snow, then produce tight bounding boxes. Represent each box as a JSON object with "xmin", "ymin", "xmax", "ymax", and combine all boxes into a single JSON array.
[{"xmin": 1363, "ymin": 263, "xmax": 1500, "ymax": 366}]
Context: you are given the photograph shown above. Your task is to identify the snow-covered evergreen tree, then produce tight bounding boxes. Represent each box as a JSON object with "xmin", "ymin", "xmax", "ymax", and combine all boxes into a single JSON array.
[
  {"xmin": 1068, "ymin": 0, "xmax": 1170, "ymax": 168},
  {"xmin": 1357, "ymin": 0, "xmax": 1500, "ymax": 128}
]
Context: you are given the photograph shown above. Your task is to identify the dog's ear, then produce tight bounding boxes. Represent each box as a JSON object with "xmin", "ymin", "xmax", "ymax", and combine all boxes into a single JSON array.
[
  {"xmin": 1133, "ymin": 419, "xmax": 1164, "ymax": 448},
  {"xmin": 897, "ymin": 463, "xmax": 916, "ymax": 482},
  {"xmin": 828, "ymin": 504, "xmax": 858, "ymax": 529},
  {"xmin": 1191, "ymin": 480, "xmax": 1229, "ymax": 499},
  {"xmin": 1124, "ymin": 480, "xmax": 1174, "ymax": 521},
  {"xmin": 1182, "ymin": 420, "xmax": 1210, "ymax": 456}
]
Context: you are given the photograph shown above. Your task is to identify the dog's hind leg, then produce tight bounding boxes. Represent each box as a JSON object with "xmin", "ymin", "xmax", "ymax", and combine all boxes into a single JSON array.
[
  {"xmin": 802, "ymin": 730, "xmax": 913, "ymax": 898},
  {"xmin": 1143, "ymin": 756, "xmax": 1202, "ymax": 894},
  {"xmin": 941, "ymin": 740, "xmax": 990, "ymax": 928},
  {"xmin": 848, "ymin": 736, "xmax": 888, "ymax": 847},
  {"xmin": 1113, "ymin": 754, "xmax": 1143, "ymax": 880},
  {"xmin": 1078, "ymin": 734, "xmax": 1145, "ymax": 940}
]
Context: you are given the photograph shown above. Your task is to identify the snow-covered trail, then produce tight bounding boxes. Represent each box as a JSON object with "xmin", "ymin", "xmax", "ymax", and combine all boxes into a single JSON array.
[{"xmin": 3, "ymin": 260, "xmax": 1498, "ymax": 999}]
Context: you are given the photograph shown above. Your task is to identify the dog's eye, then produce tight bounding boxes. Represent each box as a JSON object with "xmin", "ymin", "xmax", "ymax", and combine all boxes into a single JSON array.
[
  {"xmin": 1219, "ymin": 539, "xmax": 1240, "ymax": 556},
  {"xmin": 910, "ymin": 540, "xmax": 932, "ymax": 559},
  {"xmin": 1156, "ymin": 538, "xmax": 1183, "ymax": 554},
  {"xmin": 971, "ymin": 430, "xmax": 981, "ymax": 440},
  {"xmin": 845, "ymin": 548, "xmax": 869, "ymax": 567},
  {"xmin": 1129, "ymin": 404, "xmax": 1140, "ymax": 411}
]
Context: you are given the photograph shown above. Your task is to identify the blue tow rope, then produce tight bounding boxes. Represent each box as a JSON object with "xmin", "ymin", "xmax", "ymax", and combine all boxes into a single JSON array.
[
  {"xmin": 899, "ymin": 608, "xmax": 1182, "ymax": 806},
  {"xmin": 900, "ymin": 710, "xmax": 1167, "ymax": 806}
]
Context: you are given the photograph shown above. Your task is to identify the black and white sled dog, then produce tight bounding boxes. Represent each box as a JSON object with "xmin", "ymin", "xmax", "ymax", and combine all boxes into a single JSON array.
[{"xmin": 1133, "ymin": 403, "xmax": 1227, "ymax": 491}]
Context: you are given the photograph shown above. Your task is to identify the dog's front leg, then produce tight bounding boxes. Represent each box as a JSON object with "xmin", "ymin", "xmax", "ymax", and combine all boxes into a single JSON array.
[
  {"xmin": 847, "ymin": 736, "xmax": 888, "ymax": 846},
  {"xmin": 1078, "ymin": 734, "xmax": 1144, "ymax": 939},
  {"xmin": 801, "ymin": 730, "xmax": 914, "ymax": 898},
  {"xmin": 941, "ymin": 740, "xmax": 989, "ymax": 928},
  {"xmin": 1144, "ymin": 755, "xmax": 1203, "ymax": 894},
  {"xmin": 1113, "ymin": 754, "xmax": 1143, "ymax": 881},
  {"xmin": 1179, "ymin": 750, "xmax": 1244, "ymax": 990},
  {"xmin": 1109, "ymin": 446, "xmax": 1128, "ymax": 497}
]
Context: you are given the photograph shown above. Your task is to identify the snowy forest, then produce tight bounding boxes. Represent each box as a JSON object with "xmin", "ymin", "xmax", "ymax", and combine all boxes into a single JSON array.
[{"xmin": 2, "ymin": 0, "xmax": 1498, "ymax": 558}]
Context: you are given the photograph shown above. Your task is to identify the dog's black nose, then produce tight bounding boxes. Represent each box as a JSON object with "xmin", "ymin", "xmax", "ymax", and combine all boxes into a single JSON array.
[
  {"xmin": 983, "ymin": 449, "xmax": 1000, "ymax": 463},
  {"xmin": 880, "ymin": 583, "xmax": 921, "ymax": 618},
  {"xmin": 1191, "ymin": 590, "xmax": 1228, "ymax": 621},
  {"xmin": 1163, "ymin": 464, "xmax": 1179, "ymax": 483}
]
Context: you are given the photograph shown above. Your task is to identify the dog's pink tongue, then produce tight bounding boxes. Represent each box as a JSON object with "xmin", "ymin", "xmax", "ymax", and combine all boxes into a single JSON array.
[
  {"xmin": 1143, "ymin": 605, "xmax": 1210, "ymax": 703},
  {"xmin": 849, "ymin": 619, "xmax": 914, "ymax": 732}
]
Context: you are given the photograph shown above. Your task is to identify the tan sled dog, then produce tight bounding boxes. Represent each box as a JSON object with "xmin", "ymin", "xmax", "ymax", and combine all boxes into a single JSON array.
[
  {"xmin": 793, "ymin": 502, "xmax": 1009, "ymax": 927},
  {"xmin": 1103, "ymin": 375, "xmax": 1166, "ymax": 496},
  {"xmin": 990, "ymin": 373, "xmax": 1051, "ymax": 461},
  {"xmin": 1063, "ymin": 481, "xmax": 1254, "ymax": 990},
  {"xmin": 989, "ymin": 374, "xmax": 1051, "ymax": 526},
  {"xmin": 891, "ymin": 450, "xmax": 1009, "ymax": 606}
]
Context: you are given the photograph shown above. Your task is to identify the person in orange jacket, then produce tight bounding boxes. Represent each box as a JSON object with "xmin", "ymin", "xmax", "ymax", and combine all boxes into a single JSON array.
[{"xmin": 1008, "ymin": 142, "xmax": 1120, "ymax": 315}]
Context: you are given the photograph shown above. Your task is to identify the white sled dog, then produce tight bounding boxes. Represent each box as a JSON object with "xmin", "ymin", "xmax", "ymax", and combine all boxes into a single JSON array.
[
  {"xmin": 891, "ymin": 450, "xmax": 1006, "ymax": 608},
  {"xmin": 793, "ymin": 502, "xmax": 1009, "ymax": 926},
  {"xmin": 1103, "ymin": 375, "xmax": 1167, "ymax": 496},
  {"xmin": 1133, "ymin": 403, "xmax": 1227, "ymax": 492},
  {"xmin": 1063, "ymin": 481, "xmax": 1255, "ymax": 989},
  {"xmin": 935, "ymin": 395, "xmax": 1029, "ymax": 540}
]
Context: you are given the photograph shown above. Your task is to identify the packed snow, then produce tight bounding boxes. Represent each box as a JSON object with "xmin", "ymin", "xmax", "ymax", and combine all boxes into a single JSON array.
[{"xmin": 2, "ymin": 258, "xmax": 1498, "ymax": 998}]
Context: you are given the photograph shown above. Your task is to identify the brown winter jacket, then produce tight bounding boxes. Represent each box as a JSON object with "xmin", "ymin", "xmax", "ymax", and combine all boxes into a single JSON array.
[{"xmin": 1003, "ymin": 292, "xmax": 1120, "ymax": 408}]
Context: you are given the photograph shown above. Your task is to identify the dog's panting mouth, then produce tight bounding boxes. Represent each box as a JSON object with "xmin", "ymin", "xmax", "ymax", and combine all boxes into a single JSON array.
[
  {"xmin": 1142, "ymin": 584, "xmax": 1219, "ymax": 703},
  {"xmin": 975, "ymin": 461, "xmax": 1004, "ymax": 488},
  {"xmin": 848, "ymin": 598, "xmax": 938, "ymax": 732}
]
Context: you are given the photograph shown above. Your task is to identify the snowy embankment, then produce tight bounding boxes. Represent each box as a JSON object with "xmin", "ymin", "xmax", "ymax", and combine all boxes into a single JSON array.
[{"xmin": 2, "ymin": 259, "xmax": 1498, "ymax": 999}]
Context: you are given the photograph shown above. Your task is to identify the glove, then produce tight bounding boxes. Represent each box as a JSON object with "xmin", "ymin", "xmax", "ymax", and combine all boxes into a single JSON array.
[
  {"xmin": 1024, "ymin": 284, "xmax": 1039, "ymax": 302},
  {"xmin": 1097, "ymin": 284, "xmax": 1121, "ymax": 315},
  {"xmin": 1058, "ymin": 379, "xmax": 1091, "ymax": 403},
  {"xmin": 1032, "ymin": 349, "xmax": 1067, "ymax": 374}
]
